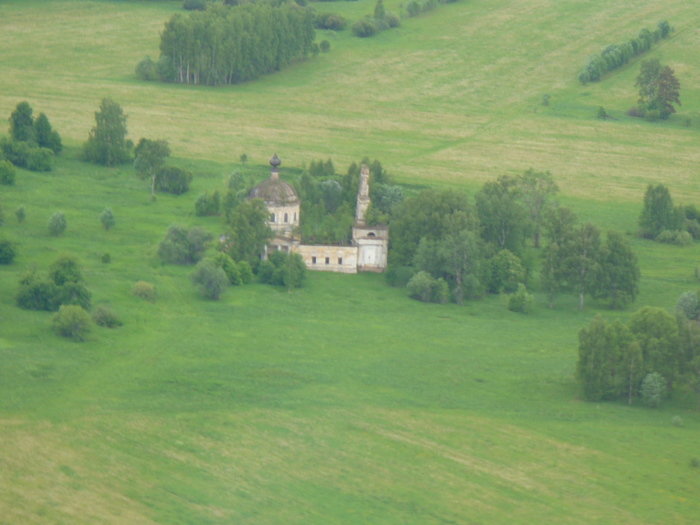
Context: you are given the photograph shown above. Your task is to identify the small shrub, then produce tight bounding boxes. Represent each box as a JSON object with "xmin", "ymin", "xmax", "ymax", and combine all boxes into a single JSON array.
[
  {"xmin": 239, "ymin": 153, "xmax": 248, "ymax": 164},
  {"xmin": 671, "ymin": 415, "xmax": 684, "ymax": 427},
  {"xmin": 352, "ymin": 18, "xmax": 378, "ymax": 37},
  {"xmin": 209, "ymin": 252, "xmax": 241, "ymax": 285},
  {"xmin": 541, "ymin": 94, "xmax": 550, "ymax": 106},
  {"xmin": 49, "ymin": 255, "xmax": 83, "ymax": 285},
  {"xmin": 0, "ymin": 240, "xmax": 16, "ymax": 264},
  {"xmin": 135, "ymin": 56, "xmax": 159, "ymax": 81},
  {"xmin": 320, "ymin": 40, "xmax": 331, "ymax": 53},
  {"xmin": 384, "ymin": 13, "xmax": 400, "ymax": 28},
  {"xmin": 100, "ymin": 208, "xmax": 116, "ymax": 230},
  {"xmin": 155, "ymin": 166, "xmax": 192, "ymax": 194},
  {"xmin": 508, "ymin": 283, "xmax": 534, "ymax": 313},
  {"xmin": 92, "ymin": 305, "xmax": 122, "ymax": 328},
  {"xmin": 656, "ymin": 229, "xmax": 692, "ymax": 246},
  {"xmin": 158, "ymin": 225, "xmax": 212, "ymax": 264},
  {"xmin": 16, "ymin": 280, "xmax": 60, "ymax": 311},
  {"xmin": 676, "ymin": 291, "xmax": 700, "ymax": 320},
  {"xmin": 627, "ymin": 106, "xmax": 645, "ymax": 118},
  {"xmin": 0, "ymin": 138, "xmax": 30, "ymax": 167},
  {"xmin": 15, "ymin": 206, "xmax": 25, "ymax": 223},
  {"xmin": 191, "ymin": 259, "xmax": 229, "ymax": 300},
  {"xmin": 691, "ymin": 458, "xmax": 700, "ymax": 468},
  {"xmin": 0, "ymin": 160, "xmax": 15, "ymax": 185},
  {"xmin": 597, "ymin": 106, "xmax": 608, "ymax": 119},
  {"xmin": 26, "ymin": 147, "xmax": 53, "ymax": 172},
  {"xmin": 194, "ymin": 191, "xmax": 220, "ymax": 216},
  {"xmin": 133, "ymin": 281, "xmax": 157, "ymax": 302},
  {"xmin": 407, "ymin": 271, "xmax": 448, "ymax": 303},
  {"xmin": 640, "ymin": 372, "xmax": 667, "ymax": 408},
  {"xmin": 238, "ymin": 260, "xmax": 253, "ymax": 284},
  {"xmin": 48, "ymin": 212, "xmax": 67, "ymax": 236},
  {"xmin": 315, "ymin": 13, "xmax": 347, "ymax": 30},
  {"xmin": 55, "ymin": 281, "xmax": 91, "ymax": 310},
  {"xmin": 52, "ymin": 305, "xmax": 91, "ymax": 341},
  {"xmin": 101, "ymin": 252, "xmax": 111, "ymax": 264},
  {"xmin": 685, "ymin": 219, "xmax": 700, "ymax": 240}
]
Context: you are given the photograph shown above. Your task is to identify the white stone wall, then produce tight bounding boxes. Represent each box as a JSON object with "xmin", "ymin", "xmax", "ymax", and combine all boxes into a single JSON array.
[
  {"xmin": 295, "ymin": 245, "xmax": 358, "ymax": 274},
  {"xmin": 267, "ymin": 203, "xmax": 300, "ymax": 235}
]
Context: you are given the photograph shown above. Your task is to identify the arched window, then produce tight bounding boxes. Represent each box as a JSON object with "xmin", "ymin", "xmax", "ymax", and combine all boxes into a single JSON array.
[
  {"xmin": 270, "ymin": 213, "xmax": 276, "ymax": 223},
  {"xmin": 284, "ymin": 213, "xmax": 288, "ymax": 223},
  {"xmin": 368, "ymin": 232, "xmax": 376, "ymax": 238}
]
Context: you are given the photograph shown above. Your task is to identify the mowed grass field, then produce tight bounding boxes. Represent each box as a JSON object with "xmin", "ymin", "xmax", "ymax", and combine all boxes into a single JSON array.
[{"xmin": 1, "ymin": 0, "xmax": 700, "ymax": 523}]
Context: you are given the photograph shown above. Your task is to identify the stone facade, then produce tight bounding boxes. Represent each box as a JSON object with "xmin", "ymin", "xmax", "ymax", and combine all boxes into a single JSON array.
[{"xmin": 250, "ymin": 156, "xmax": 388, "ymax": 273}]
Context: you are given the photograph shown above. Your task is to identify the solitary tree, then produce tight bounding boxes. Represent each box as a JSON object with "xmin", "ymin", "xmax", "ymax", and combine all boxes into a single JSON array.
[
  {"xmin": 638, "ymin": 184, "xmax": 679, "ymax": 239},
  {"xmin": 191, "ymin": 259, "xmax": 229, "ymax": 300},
  {"xmin": 560, "ymin": 223, "xmax": 601, "ymax": 310},
  {"xmin": 134, "ymin": 138, "xmax": 170, "ymax": 198},
  {"xmin": 9, "ymin": 101, "xmax": 35, "ymax": 143},
  {"xmin": 593, "ymin": 231, "xmax": 640, "ymax": 309},
  {"xmin": 635, "ymin": 59, "xmax": 681, "ymax": 119},
  {"xmin": 34, "ymin": 113, "xmax": 62, "ymax": 154},
  {"xmin": 225, "ymin": 199, "xmax": 273, "ymax": 266},
  {"xmin": 83, "ymin": 98, "xmax": 131, "ymax": 166},
  {"xmin": 517, "ymin": 169, "xmax": 558, "ymax": 248}
]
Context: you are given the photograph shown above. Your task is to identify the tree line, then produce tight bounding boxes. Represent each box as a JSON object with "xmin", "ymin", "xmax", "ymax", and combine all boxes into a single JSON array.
[
  {"xmin": 140, "ymin": 4, "xmax": 315, "ymax": 85},
  {"xmin": 578, "ymin": 21, "xmax": 672, "ymax": 84},
  {"xmin": 387, "ymin": 170, "xmax": 639, "ymax": 310},
  {"xmin": 578, "ymin": 297, "xmax": 700, "ymax": 407}
]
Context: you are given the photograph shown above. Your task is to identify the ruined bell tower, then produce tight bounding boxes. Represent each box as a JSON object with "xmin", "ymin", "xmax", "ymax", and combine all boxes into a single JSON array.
[{"xmin": 355, "ymin": 164, "xmax": 371, "ymax": 226}]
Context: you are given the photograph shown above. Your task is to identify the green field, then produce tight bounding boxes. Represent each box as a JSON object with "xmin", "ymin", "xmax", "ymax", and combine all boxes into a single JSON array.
[{"xmin": 1, "ymin": 0, "xmax": 700, "ymax": 523}]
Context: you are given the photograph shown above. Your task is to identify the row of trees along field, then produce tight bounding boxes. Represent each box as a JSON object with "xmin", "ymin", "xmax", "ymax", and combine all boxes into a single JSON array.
[
  {"xmin": 578, "ymin": 20, "xmax": 672, "ymax": 84},
  {"xmin": 146, "ymin": 4, "xmax": 315, "ymax": 85}
]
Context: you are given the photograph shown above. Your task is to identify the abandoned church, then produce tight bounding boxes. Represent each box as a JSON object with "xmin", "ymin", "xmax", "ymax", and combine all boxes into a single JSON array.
[{"xmin": 248, "ymin": 154, "xmax": 388, "ymax": 273}]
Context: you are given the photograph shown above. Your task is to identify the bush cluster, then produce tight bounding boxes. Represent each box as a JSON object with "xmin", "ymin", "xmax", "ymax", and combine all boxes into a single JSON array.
[
  {"xmin": 578, "ymin": 21, "xmax": 672, "ymax": 84},
  {"xmin": 158, "ymin": 225, "xmax": 212, "ymax": 264},
  {"xmin": 0, "ymin": 160, "xmax": 16, "ymax": 185},
  {"xmin": 508, "ymin": 283, "xmax": 534, "ymax": 313},
  {"xmin": 257, "ymin": 251, "xmax": 306, "ymax": 290},
  {"xmin": 92, "ymin": 305, "xmax": 122, "ymax": 328},
  {"xmin": 314, "ymin": 12, "xmax": 347, "ymax": 30},
  {"xmin": 155, "ymin": 166, "xmax": 192, "ymax": 195},
  {"xmin": 407, "ymin": 271, "xmax": 449, "ymax": 304},
  {"xmin": 195, "ymin": 191, "xmax": 221, "ymax": 216},
  {"xmin": 0, "ymin": 240, "xmax": 16, "ymax": 264},
  {"xmin": 404, "ymin": 0, "xmax": 456, "ymax": 18},
  {"xmin": 52, "ymin": 305, "xmax": 92, "ymax": 341},
  {"xmin": 16, "ymin": 256, "xmax": 91, "ymax": 312},
  {"xmin": 132, "ymin": 281, "xmax": 157, "ymax": 302}
]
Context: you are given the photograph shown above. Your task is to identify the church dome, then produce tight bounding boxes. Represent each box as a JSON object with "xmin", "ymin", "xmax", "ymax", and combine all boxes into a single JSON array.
[
  {"xmin": 248, "ymin": 154, "xmax": 299, "ymax": 205},
  {"xmin": 248, "ymin": 176, "xmax": 299, "ymax": 205}
]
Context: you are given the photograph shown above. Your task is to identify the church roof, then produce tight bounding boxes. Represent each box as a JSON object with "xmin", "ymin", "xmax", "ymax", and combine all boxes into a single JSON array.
[
  {"xmin": 248, "ymin": 154, "xmax": 300, "ymax": 205},
  {"xmin": 248, "ymin": 175, "xmax": 299, "ymax": 205}
]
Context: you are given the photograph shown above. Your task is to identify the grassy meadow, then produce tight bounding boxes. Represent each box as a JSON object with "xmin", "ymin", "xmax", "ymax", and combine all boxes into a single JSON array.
[{"xmin": 1, "ymin": 0, "xmax": 700, "ymax": 522}]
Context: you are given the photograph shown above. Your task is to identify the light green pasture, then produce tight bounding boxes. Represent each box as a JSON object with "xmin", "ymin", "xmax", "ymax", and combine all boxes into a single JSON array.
[{"xmin": 1, "ymin": 0, "xmax": 700, "ymax": 523}]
